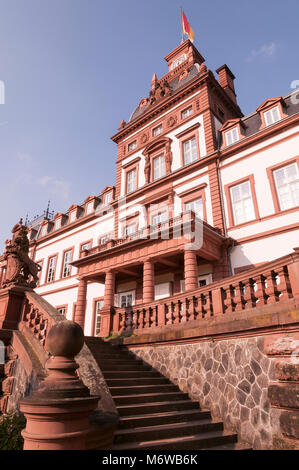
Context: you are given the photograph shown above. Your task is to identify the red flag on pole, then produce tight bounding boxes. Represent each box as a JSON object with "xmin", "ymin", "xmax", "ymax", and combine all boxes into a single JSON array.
[{"xmin": 181, "ymin": 9, "xmax": 194, "ymax": 43}]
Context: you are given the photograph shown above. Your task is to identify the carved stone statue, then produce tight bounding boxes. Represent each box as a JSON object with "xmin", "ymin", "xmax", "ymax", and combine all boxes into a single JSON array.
[
  {"xmin": 2, "ymin": 220, "xmax": 41, "ymax": 289},
  {"xmin": 144, "ymin": 156, "xmax": 151, "ymax": 184}
]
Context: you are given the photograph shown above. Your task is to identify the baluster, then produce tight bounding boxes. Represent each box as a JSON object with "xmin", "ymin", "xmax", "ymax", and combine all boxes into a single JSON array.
[
  {"xmin": 243, "ymin": 278, "xmax": 255, "ymax": 309},
  {"xmin": 234, "ymin": 282, "xmax": 245, "ymax": 312},
  {"xmin": 264, "ymin": 270, "xmax": 279, "ymax": 304},
  {"xmin": 187, "ymin": 296, "xmax": 196, "ymax": 321},
  {"xmin": 144, "ymin": 308, "xmax": 150, "ymax": 328},
  {"xmin": 253, "ymin": 274, "xmax": 267, "ymax": 306},
  {"xmin": 132, "ymin": 310, "xmax": 138, "ymax": 330},
  {"xmin": 275, "ymin": 266, "xmax": 292, "ymax": 301},
  {"xmin": 180, "ymin": 298, "xmax": 188, "ymax": 323},
  {"xmin": 173, "ymin": 301, "xmax": 180, "ymax": 324},
  {"xmin": 223, "ymin": 285, "xmax": 233, "ymax": 314},
  {"xmin": 119, "ymin": 311, "xmax": 126, "ymax": 332},
  {"xmin": 197, "ymin": 293, "xmax": 206, "ymax": 318},
  {"xmin": 205, "ymin": 291, "xmax": 213, "ymax": 317},
  {"xmin": 165, "ymin": 302, "xmax": 173, "ymax": 325}
]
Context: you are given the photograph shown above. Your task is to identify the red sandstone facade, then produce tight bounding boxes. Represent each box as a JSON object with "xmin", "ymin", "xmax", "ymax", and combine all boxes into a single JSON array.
[{"xmin": 1, "ymin": 40, "xmax": 298, "ymax": 338}]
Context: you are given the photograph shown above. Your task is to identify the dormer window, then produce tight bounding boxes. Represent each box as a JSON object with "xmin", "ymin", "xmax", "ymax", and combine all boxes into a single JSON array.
[
  {"xmin": 86, "ymin": 202, "xmax": 94, "ymax": 215},
  {"xmin": 225, "ymin": 127, "xmax": 239, "ymax": 146},
  {"xmin": 171, "ymin": 53, "xmax": 187, "ymax": 70},
  {"xmin": 105, "ymin": 192, "xmax": 112, "ymax": 205},
  {"xmin": 264, "ymin": 106, "xmax": 280, "ymax": 126},
  {"xmin": 54, "ymin": 219, "xmax": 61, "ymax": 230},
  {"xmin": 69, "ymin": 211, "xmax": 76, "ymax": 223},
  {"xmin": 128, "ymin": 141, "xmax": 137, "ymax": 152}
]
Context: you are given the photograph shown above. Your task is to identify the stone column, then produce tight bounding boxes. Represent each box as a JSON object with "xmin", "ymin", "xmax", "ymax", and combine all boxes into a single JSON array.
[
  {"xmin": 143, "ymin": 259, "xmax": 155, "ymax": 303},
  {"xmin": 74, "ymin": 278, "xmax": 87, "ymax": 330},
  {"xmin": 20, "ymin": 321, "xmax": 101, "ymax": 450},
  {"xmin": 103, "ymin": 270, "xmax": 115, "ymax": 308},
  {"xmin": 184, "ymin": 250, "xmax": 198, "ymax": 291}
]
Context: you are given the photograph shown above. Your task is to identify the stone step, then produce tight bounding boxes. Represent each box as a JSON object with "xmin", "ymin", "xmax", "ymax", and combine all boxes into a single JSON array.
[
  {"xmin": 112, "ymin": 430, "xmax": 238, "ymax": 450},
  {"xmin": 118, "ymin": 409, "xmax": 211, "ymax": 429},
  {"xmin": 114, "ymin": 391, "xmax": 188, "ymax": 406},
  {"xmin": 103, "ymin": 370, "xmax": 161, "ymax": 379},
  {"xmin": 106, "ymin": 376, "xmax": 170, "ymax": 387},
  {"xmin": 114, "ymin": 418, "xmax": 223, "ymax": 444},
  {"xmin": 100, "ymin": 363, "xmax": 152, "ymax": 372},
  {"xmin": 110, "ymin": 384, "xmax": 178, "ymax": 396},
  {"xmin": 116, "ymin": 399, "xmax": 199, "ymax": 416},
  {"xmin": 96, "ymin": 359, "xmax": 144, "ymax": 366}
]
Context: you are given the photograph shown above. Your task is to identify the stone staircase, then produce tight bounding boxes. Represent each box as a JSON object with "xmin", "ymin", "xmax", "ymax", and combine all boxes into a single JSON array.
[{"xmin": 87, "ymin": 337, "xmax": 247, "ymax": 450}]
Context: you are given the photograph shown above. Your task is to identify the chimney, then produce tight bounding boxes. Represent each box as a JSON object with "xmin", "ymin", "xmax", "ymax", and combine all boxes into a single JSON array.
[{"xmin": 216, "ymin": 64, "xmax": 237, "ymax": 104}]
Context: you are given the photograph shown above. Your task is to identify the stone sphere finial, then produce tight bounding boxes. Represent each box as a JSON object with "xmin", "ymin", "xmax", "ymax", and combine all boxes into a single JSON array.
[{"xmin": 46, "ymin": 320, "xmax": 84, "ymax": 358}]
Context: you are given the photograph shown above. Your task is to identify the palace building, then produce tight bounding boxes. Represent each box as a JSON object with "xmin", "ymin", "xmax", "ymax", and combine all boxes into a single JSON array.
[{"xmin": 3, "ymin": 39, "xmax": 298, "ymax": 338}]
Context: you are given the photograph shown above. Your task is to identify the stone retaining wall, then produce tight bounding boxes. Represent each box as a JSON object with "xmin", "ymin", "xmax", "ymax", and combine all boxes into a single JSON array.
[{"xmin": 131, "ymin": 336, "xmax": 280, "ymax": 449}]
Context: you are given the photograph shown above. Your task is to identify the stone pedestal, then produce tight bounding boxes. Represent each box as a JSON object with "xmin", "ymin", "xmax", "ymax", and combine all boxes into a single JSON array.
[
  {"xmin": 20, "ymin": 321, "xmax": 101, "ymax": 450},
  {"xmin": 0, "ymin": 286, "xmax": 28, "ymax": 330}
]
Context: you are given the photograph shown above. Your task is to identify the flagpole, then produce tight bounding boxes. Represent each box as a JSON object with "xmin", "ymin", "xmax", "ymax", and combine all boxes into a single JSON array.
[{"xmin": 180, "ymin": 7, "xmax": 184, "ymax": 44}]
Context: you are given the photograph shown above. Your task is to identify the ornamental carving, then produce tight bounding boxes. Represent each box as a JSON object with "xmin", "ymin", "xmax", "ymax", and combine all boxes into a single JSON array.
[
  {"xmin": 2, "ymin": 220, "xmax": 41, "ymax": 289},
  {"xmin": 149, "ymin": 80, "xmax": 172, "ymax": 106},
  {"xmin": 140, "ymin": 132, "xmax": 149, "ymax": 145},
  {"xmin": 167, "ymin": 115, "xmax": 177, "ymax": 128}
]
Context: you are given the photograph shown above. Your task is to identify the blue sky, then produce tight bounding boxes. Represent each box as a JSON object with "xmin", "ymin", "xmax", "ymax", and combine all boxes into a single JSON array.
[{"xmin": 0, "ymin": 0, "xmax": 298, "ymax": 244}]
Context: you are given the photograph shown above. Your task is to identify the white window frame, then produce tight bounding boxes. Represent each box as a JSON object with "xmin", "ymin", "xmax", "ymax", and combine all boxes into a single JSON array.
[
  {"xmin": 183, "ymin": 136, "xmax": 197, "ymax": 165},
  {"xmin": 180, "ymin": 274, "xmax": 212, "ymax": 293},
  {"xmin": 151, "ymin": 211, "xmax": 168, "ymax": 227},
  {"xmin": 62, "ymin": 250, "xmax": 72, "ymax": 278},
  {"xmin": 126, "ymin": 168, "xmax": 137, "ymax": 194},
  {"xmin": 117, "ymin": 290, "xmax": 136, "ymax": 308},
  {"xmin": 55, "ymin": 219, "xmax": 61, "ymax": 230},
  {"xmin": 81, "ymin": 242, "xmax": 91, "ymax": 251},
  {"xmin": 154, "ymin": 282, "xmax": 172, "ymax": 300},
  {"xmin": 46, "ymin": 256, "xmax": 57, "ymax": 283},
  {"xmin": 94, "ymin": 299, "xmax": 104, "ymax": 336},
  {"xmin": 86, "ymin": 202, "xmax": 93, "ymax": 215},
  {"xmin": 184, "ymin": 198, "xmax": 204, "ymax": 220},
  {"xmin": 128, "ymin": 141, "xmax": 137, "ymax": 152},
  {"xmin": 225, "ymin": 127, "xmax": 239, "ymax": 146},
  {"xmin": 230, "ymin": 180, "xmax": 255, "ymax": 225},
  {"xmin": 153, "ymin": 154, "xmax": 165, "ymax": 180},
  {"xmin": 123, "ymin": 222, "xmax": 137, "ymax": 237},
  {"xmin": 153, "ymin": 124, "xmax": 162, "ymax": 137},
  {"xmin": 69, "ymin": 211, "xmax": 76, "ymax": 223},
  {"xmin": 100, "ymin": 234, "xmax": 110, "ymax": 245},
  {"xmin": 105, "ymin": 192, "xmax": 112, "ymax": 205},
  {"xmin": 264, "ymin": 106, "xmax": 280, "ymax": 126},
  {"xmin": 273, "ymin": 163, "xmax": 299, "ymax": 210},
  {"xmin": 57, "ymin": 307, "xmax": 66, "ymax": 315},
  {"xmin": 181, "ymin": 106, "xmax": 193, "ymax": 119}
]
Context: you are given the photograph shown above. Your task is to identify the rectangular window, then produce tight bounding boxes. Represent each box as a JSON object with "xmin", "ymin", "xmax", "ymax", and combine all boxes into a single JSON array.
[
  {"xmin": 100, "ymin": 234, "xmax": 110, "ymax": 245},
  {"xmin": 181, "ymin": 106, "xmax": 193, "ymax": 119},
  {"xmin": 154, "ymin": 282, "xmax": 172, "ymax": 300},
  {"xmin": 153, "ymin": 124, "xmax": 162, "ymax": 137},
  {"xmin": 62, "ymin": 250, "xmax": 72, "ymax": 278},
  {"xmin": 153, "ymin": 154, "xmax": 165, "ymax": 180},
  {"xmin": 55, "ymin": 219, "xmax": 61, "ymax": 230},
  {"xmin": 183, "ymin": 137, "xmax": 197, "ymax": 165},
  {"xmin": 118, "ymin": 291, "xmax": 135, "ymax": 308},
  {"xmin": 46, "ymin": 256, "xmax": 57, "ymax": 283},
  {"xmin": 152, "ymin": 211, "xmax": 168, "ymax": 227},
  {"xmin": 123, "ymin": 223, "xmax": 137, "ymax": 237},
  {"xmin": 264, "ymin": 106, "xmax": 280, "ymax": 126},
  {"xmin": 57, "ymin": 307, "xmax": 66, "ymax": 315},
  {"xmin": 128, "ymin": 141, "xmax": 137, "ymax": 152},
  {"xmin": 225, "ymin": 128, "xmax": 239, "ymax": 146},
  {"xmin": 126, "ymin": 169, "xmax": 137, "ymax": 193},
  {"xmin": 86, "ymin": 202, "xmax": 93, "ymax": 215},
  {"xmin": 69, "ymin": 211, "xmax": 76, "ymax": 223},
  {"xmin": 184, "ymin": 198, "xmax": 204, "ymax": 219},
  {"xmin": 94, "ymin": 299, "xmax": 104, "ymax": 336},
  {"xmin": 105, "ymin": 192, "xmax": 112, "ymax": 205},
  {"xmin": 81, "ymin": 242, "xmax": 91, "ymax": 251},
  {"xmin": 273, "ymin": 163, "xmax": 299, "ymax": 210},
  {"xmin": 230, "ymin": 181, "xmax": 255, "ymax": 225}
]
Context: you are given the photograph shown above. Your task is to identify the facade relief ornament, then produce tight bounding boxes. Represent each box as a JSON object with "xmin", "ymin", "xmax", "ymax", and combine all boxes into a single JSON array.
[
  {"xmin": 167, "ymin": 115, "xmax": 177, "ymax": 128},
  {"xmin": 2, "ymin": 220, "xmax": 41, "ymax": 289},
  {"xmin": 140, "ymin": 132, "xmax": 149, "ymax": 145}
]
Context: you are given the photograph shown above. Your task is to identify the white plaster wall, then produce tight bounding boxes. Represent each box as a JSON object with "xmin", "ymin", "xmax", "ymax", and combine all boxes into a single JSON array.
[{"xmin": 230, "ymin": 229, "xmax": 299, "ymax": 271}]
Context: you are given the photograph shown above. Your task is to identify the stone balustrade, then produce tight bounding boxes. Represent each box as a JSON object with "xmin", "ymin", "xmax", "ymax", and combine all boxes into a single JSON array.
[{"xmin": 108, "ymin": 247, "xmax": 299, "ymax": 336}]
